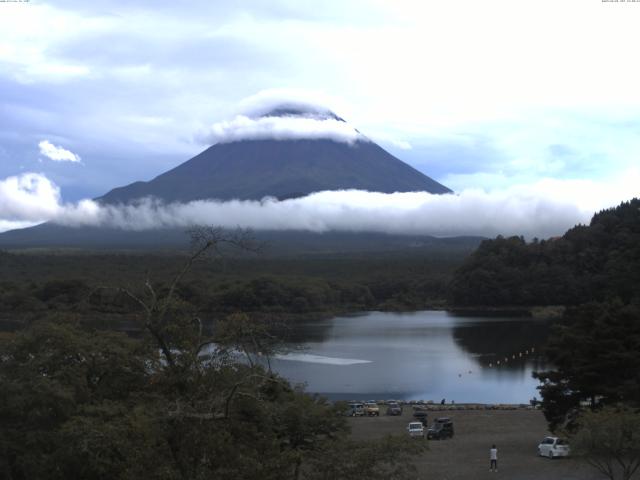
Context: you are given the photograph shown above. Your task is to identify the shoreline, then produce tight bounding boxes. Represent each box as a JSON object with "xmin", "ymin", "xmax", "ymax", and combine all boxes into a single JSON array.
[
  {"xmin": 447, "ymin": 305, "xmax": 565, "ymax": 319},
  {"xmin": 338, "ymin": 400, "xmax": 538, "ymax": 411}
]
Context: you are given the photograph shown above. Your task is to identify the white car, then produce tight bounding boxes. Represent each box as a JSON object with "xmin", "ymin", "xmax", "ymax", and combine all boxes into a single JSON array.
[
  {"xmin": 407, "ymin": 422, "xmax": 425, "ymax": 438},
  {"xmin": 538, "ymin": 437, "xmax": 570, "ymax": 458}
]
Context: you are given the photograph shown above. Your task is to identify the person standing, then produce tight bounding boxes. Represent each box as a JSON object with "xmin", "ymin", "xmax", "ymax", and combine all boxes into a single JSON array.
[{"xmin": 490, "ymin": 444, "xmax": 498, "ymax": 472}]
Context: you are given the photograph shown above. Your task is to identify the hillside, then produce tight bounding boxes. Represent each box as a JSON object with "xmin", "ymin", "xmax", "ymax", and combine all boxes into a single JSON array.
[{"xmin": 449, "ymin": 198, "xmax": 640, "ymax": 307}]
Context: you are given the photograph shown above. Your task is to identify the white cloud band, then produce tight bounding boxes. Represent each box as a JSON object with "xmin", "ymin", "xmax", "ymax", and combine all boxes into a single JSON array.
[
  {"xmin": 199, "ymin": 114, "xmax": 366, "ymax": 145},
  {"xmin": 1, "ymin": 171, "xmax": 638, "ymax": 238}
]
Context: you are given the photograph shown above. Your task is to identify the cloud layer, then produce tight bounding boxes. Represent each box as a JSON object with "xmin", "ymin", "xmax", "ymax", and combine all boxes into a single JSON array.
[
  {"xmin": 198, "ymin": 114, "xmax": 366, "ymax": 146},
  {"xmin": 2, "ymin": 171, "xmax": 638, "ymax": 238},
  {"xmin": 38, "ymin": 140, "xmax": 81, "ymax": 163},
  {"xmin": 196, "ymin": 89, "xmax": 365, "ymax": 146},
  {"xmin": 0, "ymin": 173, "xmax": 63, "ymax": 221}
]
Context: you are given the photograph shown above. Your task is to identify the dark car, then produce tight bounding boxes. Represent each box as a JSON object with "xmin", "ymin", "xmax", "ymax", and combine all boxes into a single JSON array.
[
  {"xmin": 386, "ymin": 402, "xmax": 403, "ymax": 416},
  {"xmin": 412, "ymin": 410, "xmax": 429, "ymax": 426},
  {"xmin": 427, "ymin": 417, "xmax": 454, "ymax": 440}
]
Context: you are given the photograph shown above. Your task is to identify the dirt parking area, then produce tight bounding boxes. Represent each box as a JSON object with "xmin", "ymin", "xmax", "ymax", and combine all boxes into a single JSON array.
[{"xmin": 348, "ymin": 408, "xmax": 605, "ymax": 480}]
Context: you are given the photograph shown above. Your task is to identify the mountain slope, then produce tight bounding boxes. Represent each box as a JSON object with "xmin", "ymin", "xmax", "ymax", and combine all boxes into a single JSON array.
[{"xmin": 99, "ymin": 138, "xmax": 450, "ymax": 204}]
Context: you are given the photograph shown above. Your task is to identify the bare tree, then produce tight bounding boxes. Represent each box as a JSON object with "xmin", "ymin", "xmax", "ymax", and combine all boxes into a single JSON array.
[
  {"xmin": 215, "ymin": 312, "xmax": 288, "ymax": 372},
  {"xmin": 94, "ymin": 226, "xmax": 261, "ymax": 369}
]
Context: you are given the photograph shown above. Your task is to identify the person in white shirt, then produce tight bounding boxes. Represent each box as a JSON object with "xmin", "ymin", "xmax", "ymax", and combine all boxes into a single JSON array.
[{"xmin": 490, "ymin": 444, "xmax": 498, "ymax": 472}]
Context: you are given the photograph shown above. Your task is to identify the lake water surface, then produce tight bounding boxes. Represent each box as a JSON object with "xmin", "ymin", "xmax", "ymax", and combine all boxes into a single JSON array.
[{"xmin": 269, "ymin": 311, "xmax": 552, "ymax": 404}]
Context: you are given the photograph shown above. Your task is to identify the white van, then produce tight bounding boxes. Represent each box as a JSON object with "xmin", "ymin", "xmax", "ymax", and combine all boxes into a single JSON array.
[{"xmin": 407, "ymin": 422, "xmax": 425, "ymax": 438}]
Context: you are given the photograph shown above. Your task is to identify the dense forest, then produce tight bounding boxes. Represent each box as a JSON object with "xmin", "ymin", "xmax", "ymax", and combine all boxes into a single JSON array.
[
  {"xmin": 450, "ymin": 198, "xmax": 640, "ymax": 307},
  {"xmin": 0, "ymin": 244, "xmax": 471, "ymax": 333},
  {"xmin": 0, "ymin": 230, "xmax": 429, "ymax": 480},
  {"xmin": 0, "ymin": 233, "xmax": 473, "ymax": 478}
]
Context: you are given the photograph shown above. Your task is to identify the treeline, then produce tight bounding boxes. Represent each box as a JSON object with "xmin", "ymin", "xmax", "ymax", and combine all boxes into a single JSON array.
[
  {"xmin": 0, "ymin": 249, "xmax": 465, "ymax": 332},
  {"xmin": 0, "ymin": 274, "xmax": 449, "ymax": 316},
  {"xmin": 450, "ymin": 198, "xmax": 640, "ymax": 307}
]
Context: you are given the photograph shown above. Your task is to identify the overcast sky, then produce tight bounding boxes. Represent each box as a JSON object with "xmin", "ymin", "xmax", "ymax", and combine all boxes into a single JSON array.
[{"xmin": 1, "ymin": 0, "xmax": 639, "ymax": 236}]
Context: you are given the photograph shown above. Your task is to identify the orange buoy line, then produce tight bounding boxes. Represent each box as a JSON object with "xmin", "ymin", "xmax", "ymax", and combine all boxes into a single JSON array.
[
  {"xmin": 484, "ymin": 347, "xmax": 536, "ymax": 369},
  {"xmin": 457, "ymin": 347, "xmax": 539, "ymax": 377}
]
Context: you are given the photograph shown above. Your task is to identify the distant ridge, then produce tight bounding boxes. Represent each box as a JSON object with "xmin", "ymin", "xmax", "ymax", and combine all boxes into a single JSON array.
[{"xmin": 0, "ymin": 225, "xmax": 482, "ymax": 254}]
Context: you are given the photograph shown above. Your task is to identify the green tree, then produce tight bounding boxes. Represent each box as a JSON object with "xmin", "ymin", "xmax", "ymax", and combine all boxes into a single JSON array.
[
  {"xmin": 534, "ymin": 301, "xmax": 640, "ymax": 431},
  {"xmin": 0, "ymin": 321, "xmax": 151, "ymax": 480},
  {"xmin": 570, "ymin": 406, "xmax": 640, "ymax": 480},
  {"xmin": 215, "ymin": 312, "xmax": 286, "ymax": 370}
]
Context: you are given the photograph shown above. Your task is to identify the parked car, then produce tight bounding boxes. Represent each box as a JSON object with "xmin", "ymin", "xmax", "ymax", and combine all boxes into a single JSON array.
[
  {"xmin": 538, "ymin": 437, "xmax": 570, "ymax": 458},
  {"xmin": 427, "ymin": 417, "xmax": 454, "ymax": 440},
  {"xmin": 346, "ymin": 403, "xmax": 365, "ymax": 417},
  {"xmin": 407, "ymin": 422, "xmax": 425, "ymax": 438},
  {"xmin": 364, "ymin": 402, "xmax": 380, "ymax": 416},
  {"xmin": 386, "ymin": 402, "xmax": 403, "ymax": 416},
  {"xmin": 412, "ymin": 410, "xmax": 429, "ymax": 426}
]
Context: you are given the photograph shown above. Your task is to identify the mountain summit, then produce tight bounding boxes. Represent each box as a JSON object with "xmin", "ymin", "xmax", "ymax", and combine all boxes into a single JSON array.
[{"xmin": 99, "ymin": 106, "xmax": 451, "ymax": 204}]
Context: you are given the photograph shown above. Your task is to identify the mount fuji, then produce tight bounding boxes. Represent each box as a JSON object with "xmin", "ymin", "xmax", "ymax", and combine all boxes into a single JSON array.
[{"xmin": 0, "ymin": 105, "xmax": 461, "ymax": 251}]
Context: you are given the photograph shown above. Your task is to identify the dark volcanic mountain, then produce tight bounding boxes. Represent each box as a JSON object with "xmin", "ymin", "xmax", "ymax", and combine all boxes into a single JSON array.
[
  {"xmin": 0, "ymin": 106, "xmax": 454, "ymax": 251},
  {"xmin": 99, "ymin": 111, "xmax": 450, "ymax": 204},
  {"xmin": 100, "ymin": 139, "xmax": 449, "ymax": 204}
]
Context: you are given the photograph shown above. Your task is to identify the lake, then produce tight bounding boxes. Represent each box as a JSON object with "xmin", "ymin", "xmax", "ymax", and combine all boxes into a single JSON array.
[{"xmin": 268, "ymin": 310, "xmax": 553, "ymax": 404}]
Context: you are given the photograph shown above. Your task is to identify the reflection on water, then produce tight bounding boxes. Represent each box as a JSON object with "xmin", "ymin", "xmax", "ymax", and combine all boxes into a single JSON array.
[{"xmin": 268, "ymin": 311, "xmax": 553, "ymax": 404}]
